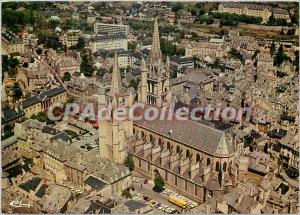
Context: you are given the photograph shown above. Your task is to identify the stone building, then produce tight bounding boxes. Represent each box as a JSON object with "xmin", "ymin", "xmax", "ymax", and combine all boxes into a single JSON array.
[
  {"xmin": 129, "ymin": 119, "xmax": 236, "ymax": 202},
  {"xmin": 272, "ymin": 8, "xmax": 291, "ymax": 23},
  {"xmin": 20, "ymin": 86, "xmax": 67, "ymax": 118},
  {"xmin": 185, "ymin": 42, "xmax": 225, "ymax": 58},
  {"xmin": 124, "ymin": 18, "xmax": 238, "ymax": 203},
  {"xmin": 46, "ymin": 48, "xmax": 80, "ymax": 77},
  {"xmin": 11, "ymin": 119, "xmax": 132, "ymax": 198},
  {"xmin": 138, "ymin": 18, "xmax": 172, "ymax": 108},
  {"xmin": 1, "ymin": 31, "xmax": 25, "ymax": 54},
  {"xmin": 59, "ymin": 34, "xmax": 79, "ymax": 48},
  {"xmin": 218, "ymin": 2, "xmax": 272, "ymax": 23},
  {"xmin": 16, "ymin": 65, "xmax": 52, "ymax": 94},
  {"xmin": 98, "ymin": 53, "xmax": 134, "ymax": 164}
]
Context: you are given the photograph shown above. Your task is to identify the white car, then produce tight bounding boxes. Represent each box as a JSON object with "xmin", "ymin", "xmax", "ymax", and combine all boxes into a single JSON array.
[{"xmin": 162, "ymin": 190, "xmax": 168, "ymax": 194}]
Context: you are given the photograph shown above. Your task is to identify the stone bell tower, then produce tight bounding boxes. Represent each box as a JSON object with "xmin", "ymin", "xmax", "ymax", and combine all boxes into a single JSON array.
[
  {"xmin": 138, "ymin": 17, "xmax": 171, "ymax": 108},
  {"xmin": 98, "ymin": 53, "xmax": 133, "ymax": 164}
]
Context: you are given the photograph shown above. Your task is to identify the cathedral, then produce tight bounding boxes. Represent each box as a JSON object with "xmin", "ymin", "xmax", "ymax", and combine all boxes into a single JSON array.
[{"xmin": 98, "ymin": 18, "xmax": 237, "ymax": 203}]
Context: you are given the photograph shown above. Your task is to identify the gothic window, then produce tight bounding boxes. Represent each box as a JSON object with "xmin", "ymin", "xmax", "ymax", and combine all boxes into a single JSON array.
[
  {"xmin": 158, "ymin": 138, "xmax": 163, "ymax": 146},
  {"xmin": 186, "ymin": 149, "xmax": 190, "ymax": 158},
  {"xmin": 207, "ymin": 158, "xmax": 211, "ymax": 166},
  {"xmin": 223, "ymin": 162, "xmax": 227, "ymax": 172},
  {"xmin": 167, "ymin": 141, "xmax": 171, "ymax": 149},
  {"xmin": 150, "ymin": 135, "xmax": 154, "ymax": 143},
  {"xmin": 196, "ymin": 154, "xmax": 200, "ymax": 162},
  {"xmin": 215, "ymin": 161, "xmax": 220, "ymax": 171},
  {"xmin": 176, "ymin": 146, "xmax": 180, "ymax": 154}
]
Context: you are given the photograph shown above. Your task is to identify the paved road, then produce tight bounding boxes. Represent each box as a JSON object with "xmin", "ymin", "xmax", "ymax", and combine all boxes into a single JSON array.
[{"xmin": 132, "ymin": 179, "xmax": 183, "ymax": 212}]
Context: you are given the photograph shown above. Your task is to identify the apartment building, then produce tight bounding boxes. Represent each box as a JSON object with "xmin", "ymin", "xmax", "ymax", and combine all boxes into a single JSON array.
[
  {"xmin": 91, "ymin": 34, "xmax": 128, "ymax": 53},
  {"xmin": 94, "ymin": 23, "xmax": 129, "ymax": 36}
]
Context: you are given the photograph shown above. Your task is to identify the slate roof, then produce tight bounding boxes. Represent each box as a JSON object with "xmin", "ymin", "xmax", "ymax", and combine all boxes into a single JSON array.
[
  {"xmin": 84, "ymin": 176, "xmax": 107, "ymax": 190},
  {"xmin": 124, "ymin": 200, "xmax": 148, "ymax": 212},
  {"xmin": 35, "ymin": 184, "xmax": 47, "ymax": 198},
  {"xmin": 50, "ymin": 132, "xmax": 72, "ymax": 143},
  {"xmin": 171, "ymin": 56, "xmax": 194, "ymax": 64},
  {"xmin": 20, "ymin": 86, "xmax": 66, "ymax": 109},
  {"xmin": 85, "ymin": 201, "xmax": 111, "ymax": 214},
  {"xmin": 42, "ymin": 125, "xmax": 60, "ymax": 136},
  {"xmin": 134, "ymin": 118, "xmax": 234, "ymax": 156},
  {"xmin": 2, "ymin": 108, "xmax": 24, "ymax": 123},
  {"xmin": 21, "ymin": 96, "xmax": 40, "ymax": 108},
  {"xmin": 2, "ymin": 31, "xmax": 23, "ymax": 44},
  {"xmin": 40, "ymin": 86, "xmax": 66, "ymax": 98},
  {"xmin": 19, "ymin": 177, "xmax": 42, "ymax": 192}
]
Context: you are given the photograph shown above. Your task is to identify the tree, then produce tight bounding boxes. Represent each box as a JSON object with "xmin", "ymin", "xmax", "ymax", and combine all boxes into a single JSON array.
[
  {"xmin": 128, "ymin": 42, "xmax": 137, "ymax": 51},
  {"xmin": 171, "ymin": 3, "xmax": 183, "ymax": 12},
  {"xmin": 30, "ymin": 112, "xmax": 51, "ymax": 124},
  {"xmin": 36, "ymin": 47, "xmax": 43, "ymax": 55},
  {"xmin": 122, "ymin": 189, "xmax": 132, "ymax": 198},
  {"xmin": 80, "ymin": 49, "xmax": 94, "ymax": 77},
  {"xmin": 71, "ymin": 37, "xmax": 85, "ymax": 51},
  {"xmin": 270, "ymin": 41, "xmax": 276, "ymax": 56},
  {"xmin": 153, "ymin": 175, "xmax": 165, "ymax": 192},
  {"xmin": 2, "ymin": 56, "xmax": 19, "ymax": 76},
  {"xmin": 63, "ymin": 72, "xmax": 71, "ymax": 82},
  {"xmin": 160, "ymin": 39, "xmax": 176, "ymax": 56},
  {"xmin": 12, "ymin": 83, "xmax": 23, "ymax": 100},
  {"xmin": 274, "ymin": 44, "xmax": 288, "ymax": 67},
  {"xmin": 124, "ymin": 155, "xmax": 134, "ymax": 171}
]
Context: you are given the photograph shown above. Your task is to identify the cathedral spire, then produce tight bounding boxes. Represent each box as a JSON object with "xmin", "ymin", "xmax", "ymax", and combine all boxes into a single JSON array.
[
  {"xmin": 110, "ymin": 52, "xmax": 122, "ymax": 97},
  {"xmin": 150, "ymin": 17, "xmax": 162, "ymax": 62}
]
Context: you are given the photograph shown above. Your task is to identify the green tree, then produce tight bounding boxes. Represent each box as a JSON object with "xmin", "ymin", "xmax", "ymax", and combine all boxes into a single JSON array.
[
  {"xmin": 12, "ymin": 83, "xmax": 23, "ymax": 100},
  {"xmin": 153, "ymin": 175, "xmax": 165, "ymax": 192},
  {"xmin": 270, "ymin": 41, "xmax": 276, "ymax": 56},
  {"xmin": 71, "ymin": 37, "xmax": 85, "ymax": 51},
  {"xmin": 274, "ymin": 44, "xmax": 288, "ymax": 67},
  {"xmin": 80, "ymin": 49, "xmax": 94, "ymax": 77},
  {"xmin": 30, "ymin": 112, "xmax": 51, "ymax": 124},
  {"xmin": 63, "ymin": 72, "xmax": 71, "ymax": 82},
  {"xmin": 128, "ymin": 42, "xmax": 137, "ymax": 51},
  {"xmin": 2, "ymin": 123, "xmax": 14, "ymax": 139},
  {"xmin": 161, "ymin": 39, "xmax": 176, "ymax": 56},
  {"xmin": 122, "ymin": 189, "xmax": 132, "ymax": 198},
  {"xmin": 2, "ymin": 56, "xmax": 19, "ymax": 76},
  {"xmin": 36, "ymin": 47, "xmax": 43, "ymax": 55},
  {"xmin": 124, "ymin": 155, "xmax": 134, "ymax": 171},
  {"xmin": 129, "ymin": 79, "xmax": 140, "ymax": 92},
  {"xmin": 171, "ymin": 3, "xmax": 183, "ymax": 12}
]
